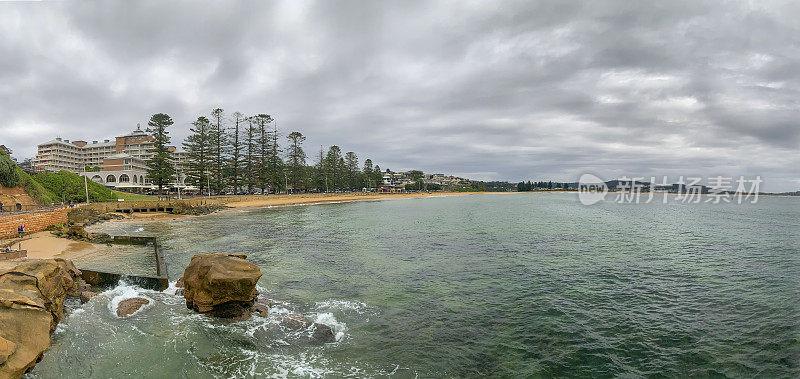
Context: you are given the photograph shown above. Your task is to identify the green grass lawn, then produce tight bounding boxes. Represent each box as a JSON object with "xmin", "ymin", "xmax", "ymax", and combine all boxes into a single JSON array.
[{"xmin": 110, "ymin": 190, "xmax": 157, "ymax": 201}]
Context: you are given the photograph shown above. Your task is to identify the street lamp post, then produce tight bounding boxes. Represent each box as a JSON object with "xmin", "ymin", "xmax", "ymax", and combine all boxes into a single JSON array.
[{"xmin": 83, "ymin": 166, "xmax": 89, "ymax": 204}]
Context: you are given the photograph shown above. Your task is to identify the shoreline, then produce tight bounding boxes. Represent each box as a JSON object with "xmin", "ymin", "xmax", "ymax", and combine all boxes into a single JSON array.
[
  {"xmin": 8, "ymin": 192, "xmax": 487, "ymax": 259},
  {"xmin": 101, "ymin": 191, "xmax": 486, "ymax": 223},
  {"xmin": 223, "ymin": 191, "xmax": 481, "ymax": 209}
]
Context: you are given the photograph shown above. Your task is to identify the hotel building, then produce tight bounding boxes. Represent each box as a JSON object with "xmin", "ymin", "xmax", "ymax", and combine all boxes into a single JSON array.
[{"xmin": 33, "ymin": 125, "xmax": 190, "ymax": 191}]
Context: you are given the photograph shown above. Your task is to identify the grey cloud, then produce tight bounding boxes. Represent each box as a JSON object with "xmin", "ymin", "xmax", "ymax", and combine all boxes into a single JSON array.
[{"xmin": 0, "ymin": 0, "xmax": 798, "ymax": 191}]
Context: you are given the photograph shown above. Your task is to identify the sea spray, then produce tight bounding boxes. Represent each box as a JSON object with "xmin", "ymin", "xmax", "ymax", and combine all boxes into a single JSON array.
[
  {"xmin": 104, "ymin": 281, "xmax": 155, "ymax": 318},
  {"xmin": 311, "ymin": 312, "xmax": 346, "ymax": 342}
]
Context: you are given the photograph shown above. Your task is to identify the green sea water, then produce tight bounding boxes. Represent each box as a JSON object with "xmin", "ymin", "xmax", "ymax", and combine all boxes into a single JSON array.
[{"xmin": 28, "ymin": 193, "xmax": 800, "ymax": 377}]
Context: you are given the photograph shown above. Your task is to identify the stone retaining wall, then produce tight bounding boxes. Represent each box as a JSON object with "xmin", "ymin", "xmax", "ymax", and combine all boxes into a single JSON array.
[{"xmin": 0, "ymin": 208, "xmax": 69, "ymax": 238}]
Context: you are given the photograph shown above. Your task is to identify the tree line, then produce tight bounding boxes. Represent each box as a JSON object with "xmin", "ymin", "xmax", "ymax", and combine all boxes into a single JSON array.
[
  {"xmin": 516, "ymin": 181, "xmax": 570, "ymax": 191},
  {"xmin": 144, "ymin": 110, "xmax": 386, "ymax": 195}
]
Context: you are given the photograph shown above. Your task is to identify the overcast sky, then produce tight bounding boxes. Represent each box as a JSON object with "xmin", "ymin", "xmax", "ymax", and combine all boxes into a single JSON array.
[{"xmin": 1, "ymin": 1, "xmax": 799, "ymax": 191}]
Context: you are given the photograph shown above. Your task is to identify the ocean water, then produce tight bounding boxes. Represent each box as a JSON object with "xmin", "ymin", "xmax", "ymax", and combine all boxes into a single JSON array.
[{"xmin": 29, "ymin": 193, "xmax": 800, "ymax": 377}]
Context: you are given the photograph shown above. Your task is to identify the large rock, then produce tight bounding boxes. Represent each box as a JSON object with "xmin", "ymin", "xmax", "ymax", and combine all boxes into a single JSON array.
[
  {"xmin": 182, "ymin": 254, "xmax": 262, "ymax": 319},
  {"xmin": 116, "ymin": 297, "xmax": 149, "ymax": 317},
  {"xmin": 279, "ymin": 314, "xmax": 336, "ymax": 344},
  {"xmin": 0, "ymin": 259, "xmax": 81, "ymax": 377},
  {"xmin": 310, "ymin": 323, "xmax": 336, "ymax": 344},
  {"xmin": 281, "ymin": 314, "xmax": 311, "ymax": 330},
  {"xmin": 79, "ymin": 291, "xmax": 97, "ymax": 304}
]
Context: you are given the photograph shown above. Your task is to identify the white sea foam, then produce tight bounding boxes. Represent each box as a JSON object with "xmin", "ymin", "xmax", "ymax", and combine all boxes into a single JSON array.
[
  {"xmin": 314, "ymin": 299, "xmax": 369, "ymax": 314},
  {"xmin": 104, "ymin": 282, "xmax": 155, "ymax": 318},
  {"xmin": 163, "ymin": 280, "xmax": 181, "ymax": 296},
  {"xmin": 312, "ymin": 312, "xmax": 346, "ymax": 342}
]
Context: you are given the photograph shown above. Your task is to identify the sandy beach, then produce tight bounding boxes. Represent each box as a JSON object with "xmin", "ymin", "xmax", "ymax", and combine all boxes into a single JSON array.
[
  {"xmin": 222, "ymin": 191, "xmax": 478, "ymax": 209},
  {"xmin": 99, "ymin": 192, "xmax": 484, "ymax": 223},
  {"xmin": 9, "ymin": 231, "xmax": 101, "ymax": 260}
]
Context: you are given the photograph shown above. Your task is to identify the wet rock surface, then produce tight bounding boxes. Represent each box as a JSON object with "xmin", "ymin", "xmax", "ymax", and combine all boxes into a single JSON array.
[
  {"xmin": 116, "ymin": 297, "xmax": 149, "ymax": 318},
  {"xmin": 79, "ymin": 291, "xmax": 97, "ymax": 304},
  {"xmin": 281, "ymin": 313, "xmax": 311, "ymax": 330},
  {"xmin": 0, "ymin": 258, "xmax": 81, "ymax": 377},
  {"xmin": 310, "ymin": 323, "xmax": 336, "ymax": 344},
  {"xmin": 278, "ymin": 314, "xmax": 337, "ymax": 343},
  {"xmin": 253, "ymin": 303, "xmax": 269, "ymax": 317}
]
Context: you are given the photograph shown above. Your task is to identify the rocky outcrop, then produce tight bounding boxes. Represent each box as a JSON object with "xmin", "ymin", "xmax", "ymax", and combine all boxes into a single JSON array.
[
  {"xmin": 179, "ymin": 254, "xmax": 336, "ymax": 342},
  {"xmin": 79, "ymin": 291, "xmax": 97, "ymax": 304},
  {"xmin": 309, "ymin": 323, "xmax": 336, "ymax": 344},
  {"xmin": 182, "ymin": 254, "xmax": 262, "ymax": 320},
  {"xmin": 279, "ymin": 314, "xmax": 336, "ymax": 343},
  {"xmin": 281, "ymin": 313, "xmax": 311, "ymax": 330},
  {"xmin": 170, "ymin": 202, "xmax": 228, "ymax": 216},
  {"xmin": 49, "ymin": 223, "xmax": 111, "ymax": 243},
  {"xmin": 0, "ymin": 258, "xmax": 81, "ymax": 378},
  {"xmin": 116, "ymin": 297, "xmax": 149, "ymax": 317}
]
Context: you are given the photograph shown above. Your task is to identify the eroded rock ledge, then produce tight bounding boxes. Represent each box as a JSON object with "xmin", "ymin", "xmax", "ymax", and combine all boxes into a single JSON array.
[{"xmin": 0, "ymin": 259, "xmax": 86, "ymax": 378}]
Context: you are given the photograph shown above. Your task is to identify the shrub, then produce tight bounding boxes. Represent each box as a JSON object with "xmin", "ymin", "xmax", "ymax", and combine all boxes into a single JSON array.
[{"xmin": 0, "ymin": 150, "xmax": 19, "ymax": 187}]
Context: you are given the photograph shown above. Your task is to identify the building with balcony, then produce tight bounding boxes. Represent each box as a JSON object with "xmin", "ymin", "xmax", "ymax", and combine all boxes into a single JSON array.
[{"xmin": 34, "ymin": 124, "xmax": 191, "ymax": 192}]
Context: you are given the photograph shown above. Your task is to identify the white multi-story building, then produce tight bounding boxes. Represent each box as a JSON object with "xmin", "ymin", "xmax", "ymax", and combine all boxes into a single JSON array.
[{"xmin": 33, "ymin": 125, "xmax": 191, "ymax": 192}]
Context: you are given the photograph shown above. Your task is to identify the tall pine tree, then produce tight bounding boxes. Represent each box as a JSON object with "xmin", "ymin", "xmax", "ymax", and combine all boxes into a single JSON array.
[
  {"xmin": 363, "ymin": 159, "xmax": 374, "ymax": 189},
  {"xmin": 285, "ymin": 131, "xmax": 306, "ymax": 192},
  {"xmin": 265, "ymin": 121, "xmax": 284, "ymax": 192},
  {"xmin": 244, "ymin": 116, "xmax": 259, "ymax": 194},
  {"xmin": 183, "ymin": 117, "xmax": 212, "ymax": 195},
  {"xmin": 228, "ymin": 112, "xmax": 245, "ymax": 194},
  {"xmin": 209, "ymin": 108, "xmax": 227, "ymax": 195},
  {"xmin": 324, "ymin": 146, "xmax": 344, "ymax": 191},
  {"xmin": 145, "ymin": 113, "xmax": 176, "ymax": 196},
  {"xmin": 253, "ymin": 114, "xmax": 273, "ymax": 193},
  {"xmin": 345, "ymin": 151, "xmax": 359, "ymax": 190}
]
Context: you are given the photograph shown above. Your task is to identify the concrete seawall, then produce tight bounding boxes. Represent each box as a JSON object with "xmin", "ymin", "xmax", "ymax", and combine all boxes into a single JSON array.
[{"xmin": 78, "ymin": 235, "xmax": 169, "ymax": 291}]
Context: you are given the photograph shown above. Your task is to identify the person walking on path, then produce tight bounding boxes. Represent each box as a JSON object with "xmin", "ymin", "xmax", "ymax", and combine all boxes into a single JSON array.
[{"xmin": 17, "ymin": 224, "xmax": 25, "ymax": 251}]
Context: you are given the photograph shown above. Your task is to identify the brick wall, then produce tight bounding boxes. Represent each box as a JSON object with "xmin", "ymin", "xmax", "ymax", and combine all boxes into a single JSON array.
[{"xmin": 0, "ymin": 208, "xmax": 69, "ymax": 238}]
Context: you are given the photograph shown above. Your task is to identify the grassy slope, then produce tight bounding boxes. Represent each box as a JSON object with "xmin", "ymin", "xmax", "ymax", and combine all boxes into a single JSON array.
[
  {"xmin": 110, "ymin": 190, "xmax": 156, "ymax": 201},
  {"xmin": 0, "ymin": 150, "xmax": 59, "ymax": 204},
  {"xmin": 17, "ymin": 168, "xmax": 60, "ymax": 204},
  {"xmin": 33, "ymin": 170, "xmax": 118, "ymax": 203},
  {"xmin": 1, "ymin": 151, "xmax": 157, "ymax": 204}
]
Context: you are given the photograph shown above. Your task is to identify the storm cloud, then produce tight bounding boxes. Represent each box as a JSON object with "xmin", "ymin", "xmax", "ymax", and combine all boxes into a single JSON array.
[{"xmin": 1, "ymin": 0, "xmax": 798, "ymax": 190}]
